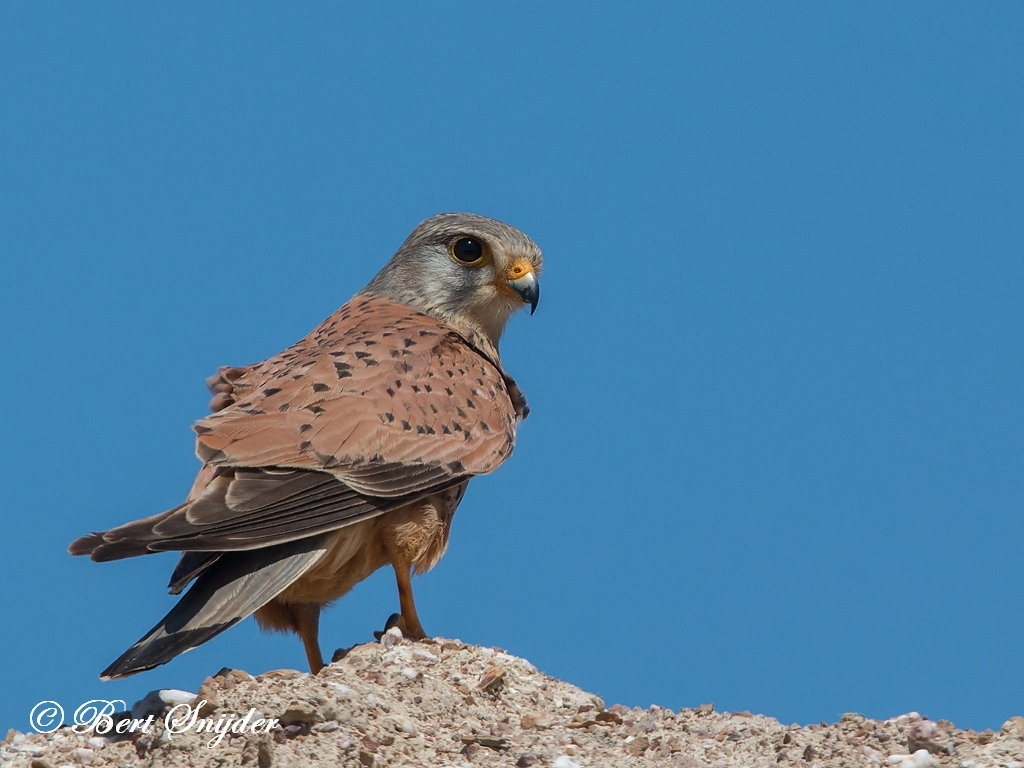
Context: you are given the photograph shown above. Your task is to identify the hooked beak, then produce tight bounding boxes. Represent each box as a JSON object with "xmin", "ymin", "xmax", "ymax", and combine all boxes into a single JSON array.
[{"xmin": 506, "ymin": 260, "xmax": 540, "ymax": 315}]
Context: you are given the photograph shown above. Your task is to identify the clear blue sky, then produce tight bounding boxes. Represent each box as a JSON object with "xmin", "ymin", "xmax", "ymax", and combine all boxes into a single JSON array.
[{"xmin": 2, "ymin": 3, "xmax": 1022, "ymax": 733}]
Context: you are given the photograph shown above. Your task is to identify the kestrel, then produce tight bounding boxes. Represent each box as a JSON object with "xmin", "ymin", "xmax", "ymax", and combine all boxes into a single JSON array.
[{"xmin": 69, "ymin": 212, "xmax": 541, "ymax": 679}]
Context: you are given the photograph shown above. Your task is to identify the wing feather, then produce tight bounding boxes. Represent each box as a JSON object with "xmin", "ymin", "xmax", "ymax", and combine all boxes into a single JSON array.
[{"xmin": 70, "ymin": 296, "xmax": 523, "ymax": 564}]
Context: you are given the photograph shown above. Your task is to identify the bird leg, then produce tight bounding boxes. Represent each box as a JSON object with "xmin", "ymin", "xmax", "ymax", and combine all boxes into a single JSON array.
[
  {"xmin": 293, "ymin": 602, "xmax": 324, "ymax": 674},
  {"xmin": 392, "ymin": 564, "xmax": 427, "ymax": 640}
]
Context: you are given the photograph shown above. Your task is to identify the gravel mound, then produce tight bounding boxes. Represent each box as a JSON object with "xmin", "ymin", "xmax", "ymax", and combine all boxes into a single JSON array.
[{"xmin": 4, "ymin": 632, "xmax": 1023, "ymax": 767}]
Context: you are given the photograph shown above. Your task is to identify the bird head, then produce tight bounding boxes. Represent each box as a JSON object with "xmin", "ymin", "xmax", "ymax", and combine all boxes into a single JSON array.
[{"xmin": 361, "ymin": 212, "xmax": 542, "ymax": 352}]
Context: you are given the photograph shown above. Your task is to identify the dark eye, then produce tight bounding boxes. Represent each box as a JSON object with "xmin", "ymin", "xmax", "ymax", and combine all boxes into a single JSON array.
[{"xmin": 451, "ymin": 237, "xmax": 484, "ymax": 264}]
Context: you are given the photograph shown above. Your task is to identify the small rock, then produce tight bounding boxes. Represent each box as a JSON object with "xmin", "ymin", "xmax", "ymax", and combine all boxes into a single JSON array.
[
  {"xmin": 194, "ymin": 680, "xmax": 220, "ymax": 717},
  {"xmin": 553, "ymin": 757, "xmax": 582, "ymax": 768},
  {"xmin": 411, "ymin": 647, "xmax": 438, "ymax": 662},
  {"xmin": 278, "ymin": 701, "xmax": 318, "ymax": 728},
  {"xmin": 357, "ymin": 749, "xmax": 375, "ymax": 766},
  {"xmin": 516, "ymin": 755, "xmax": 538, "ymax": 767},
  {"xmin": 314, "ymin": 722, "xmax": 340, "ymax": 733},
  {"xmin": 70, "ymin": 748, "xmax": 94, "ymax": 765},
  {"xmin": 397, "ymin": 718, "xmax": 417, "ymax": 735},
  {"xmin": 860, "ymin": 745, "xmax": 883, "ymax": 763},
  {"xmin": 1003, "ymin": 717, "xmax": 1024, "ymax": 736},
  {"xmin": 257, "ymin": 739, "xmax": 274, "ymax": 768},
  {"xmin": 627, "ymin": 736, "xmax": 651, "ymax": 756},
  {"xmin": 130, "ymin": 689, "xmax": 196, "ymax": 720},
  {"xmin": 379, "ymin": 626, "xmax": 404, "ymax": 648},
  {"xmin": 260, "ymin": 669, "xmax": 303, "ymax": 680},
  {"xmin": 30, "ymin": 760, "xmax": 54, "ymax": 768},
  {"xmin": 477, "ymin": 666, "xmax": 505, "ymax": 693},
  {"xmin": 908, "ymin": 720, "xmax": 947, "ymax": 755},
  {"xmin": 521, "ymin": 713, "xmax": 554, "ymax": 729},
  {"xmin": 595, "ymin": 709, "xmax": 622, "ymax": 725}
]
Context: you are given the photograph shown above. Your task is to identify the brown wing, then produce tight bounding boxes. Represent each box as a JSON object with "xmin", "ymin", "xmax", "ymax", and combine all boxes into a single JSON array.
[
  {"xmin": 193, "ymin": 295, "xmax": 519, "ymax": 497},
  {"xmin": 70, "ymin": 296, "xmax": 521, "ymax": 563}
]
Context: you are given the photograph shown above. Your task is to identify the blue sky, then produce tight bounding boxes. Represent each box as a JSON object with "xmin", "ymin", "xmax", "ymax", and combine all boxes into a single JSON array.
[{"xmin": 2, "ymin": 3, "xmax": 1022, "ymax": 733}]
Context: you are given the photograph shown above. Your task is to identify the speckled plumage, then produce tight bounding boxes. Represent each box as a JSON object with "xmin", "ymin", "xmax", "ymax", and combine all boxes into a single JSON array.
[{"xmin": 69, "ymin": 212, "xmax": 542, "ymax": 679}]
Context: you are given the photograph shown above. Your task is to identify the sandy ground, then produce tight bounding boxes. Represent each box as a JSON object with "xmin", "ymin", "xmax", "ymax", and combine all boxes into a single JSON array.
[{"xmin": 4, "ymin": 632, "xmax": 1022, "ymax": 768}]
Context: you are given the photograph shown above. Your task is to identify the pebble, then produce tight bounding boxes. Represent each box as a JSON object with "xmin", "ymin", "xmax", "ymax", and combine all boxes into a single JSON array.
[
  {"xmin": 379, "ymin": 626, "xmax": 404, "ymax": 648},
  {"xmin": 70, "ymin": 747, "xmax": 93, "ymax": 765},
  {"xmin": 553, "ymin": 757, "xmax": 582, "ymax": 768},
  {"xmin": 397, "ymin": 718, "xmax": 418, "ymax": 735},
  {"xmin": 889, "ymin": 712, "xmax": 922, "ymax": 724},
  {"xmin": 860, "ymin": 745, "xmax": 883, "ymax": 763},
  {"xmin": 885, "ymin": 749, "xmax": 936, "ymax": 768},
  {"xmin": 130, "ymin": 689, "xmax": 196, "ymax": 720},
  {"xmin": 279, "ymin": 701, "xmax": 318, "ymax": 727}
]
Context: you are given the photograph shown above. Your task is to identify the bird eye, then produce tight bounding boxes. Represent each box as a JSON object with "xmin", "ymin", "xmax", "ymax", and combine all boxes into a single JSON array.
[{"xmin": 451, "ymin": 237, "xmax": 485, "ymax": 265}]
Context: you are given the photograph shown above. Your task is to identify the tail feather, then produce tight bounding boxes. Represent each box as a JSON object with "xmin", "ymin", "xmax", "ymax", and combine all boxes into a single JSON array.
[{"xmin": 100, "ymin": 535, "xmax": 329, "ymax": 680}]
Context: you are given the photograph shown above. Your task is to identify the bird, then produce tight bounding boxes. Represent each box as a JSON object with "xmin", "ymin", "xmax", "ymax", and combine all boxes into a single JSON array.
[{"xmin": 69, "ymin": 212, "xmax": 542, "ymax": 680}]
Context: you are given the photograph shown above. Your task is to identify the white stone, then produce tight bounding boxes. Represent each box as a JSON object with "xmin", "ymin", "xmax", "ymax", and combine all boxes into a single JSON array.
[
  {"xmin": 131, "ymin": 689, "xmax": 196, "ymax": 720},
  {"xmin": 398, "ymin": 718, "xmax": 418, "ymax": 735},
  {"xmin": 71, "ymin": 747, "xmax": 94, "ymax": 765},
  {"xmin": 159, "ymin": 689, "xmax": 197, "ymax": 706},
  {"xmin": 11, "ymin": 745, "xmax": 45, "ymax": 756},
  {"xmin": 553, "ymin": 757, "xmax": 582, "ymax": 768},
  {"xmin": 861, "ymin": 745, "xmax": 883, "ymax": 763}
]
